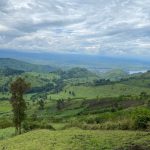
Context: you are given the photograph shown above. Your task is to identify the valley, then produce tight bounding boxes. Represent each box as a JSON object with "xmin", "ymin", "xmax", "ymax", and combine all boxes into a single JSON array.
[
  {"xmin": 1, "ymin": 0, "xmax": 150, "ymax": 149},
  {"xmin": 0, "ymin": 58, "xmax": 150, "ymax": 149}
]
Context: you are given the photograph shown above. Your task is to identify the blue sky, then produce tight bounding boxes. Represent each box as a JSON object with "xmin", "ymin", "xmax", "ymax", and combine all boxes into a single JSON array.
[{"xmin": 0, "ymin": 0, "xmax": 150, "ymax": 56}]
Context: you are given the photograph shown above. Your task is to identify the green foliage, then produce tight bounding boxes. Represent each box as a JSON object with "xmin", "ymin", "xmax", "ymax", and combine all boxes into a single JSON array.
[
  {"xmin": 38, "ymin": 99, "xmax": 45, "ymax": 110},
  {"xmin": 0, "ymin": 119, "xmax": 13, "ymax": 129},
  {"xmin": 0, "ymin": 67, "xmax": 24, "ymax": 76},
  {"xmin": 56, "ymin": 99, "xmax": 65, "ymax": 110},
  {"xmin": 140, "ymin": 91, "xmax": 149, "ymax": 100},
  {"xmin": 147, "ymin": 100, "xmax": 150, "ymax": 108},
  {"xmin": 10, "ymin": 77, "xmax": 30, "ymax": 134},
  {"xmin": 30, "ymin": 93, "xmax": 47, "ymax": 101},
  {"xmin": 134, "ymin": 115, "xmax": 150, "ymax": 129},
  {"xmin": 22, "ymin": 121, "xmax": 55, "ymax": 132},
  {"xmin": 93, "ymin": 79, "xmax": 111, "ymax": 86}
]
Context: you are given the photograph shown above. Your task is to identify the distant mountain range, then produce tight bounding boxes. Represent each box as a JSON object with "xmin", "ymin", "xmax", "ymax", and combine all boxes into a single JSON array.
[
  {"xmin": 1, "ymin": 50, "xmax": 150, "ymax": 71},
  {"xmin": 0, "ymin": 58, "xmax": 57, "ymax": 72}
]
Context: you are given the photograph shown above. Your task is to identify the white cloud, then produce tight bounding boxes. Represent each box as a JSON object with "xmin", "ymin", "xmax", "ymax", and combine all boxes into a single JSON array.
[
  {"xmin": 0, "ymin": 24, "xmax": 10, "ymax": 32},
  {"xmin": 0, "ymin": 0, "xmax": 150, "ymax": 56}
]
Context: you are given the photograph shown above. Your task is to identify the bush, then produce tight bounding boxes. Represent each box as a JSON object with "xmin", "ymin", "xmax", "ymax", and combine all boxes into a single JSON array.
[
  {"xmin": 63, "ymin": 119, "xmax": 134, "ymax": 130},
  {"xmin": 117, "ymin": 144, "xmax": 148, "ymax": 150},
  {"xmin": 22, "ymin": 121, "xmax": 30, "ymax": 131},
  {"xmin": 31, "ymin": 113, "xmax": 38, "ymax": 121},
  {"xmin": 134, "ymin": 115, "xmax": 150, "ymax": 130},
  {"xmin": 22, "ymin": 121, "xmax": 55, "ymax": 132},
  {"xmin": 85, "ymin": 117, "xmax": 96, "ymax": 124},
  {"xmin": 95, "ymin": 117, "xmax": 106, "ymax": 124},
  {"xmin": 0, "ymin": 119, "xmax": 13, "ymax": 129},
  {"xmin": 147, "ymin": 100, "xmax": 150, "ymax": 108}
]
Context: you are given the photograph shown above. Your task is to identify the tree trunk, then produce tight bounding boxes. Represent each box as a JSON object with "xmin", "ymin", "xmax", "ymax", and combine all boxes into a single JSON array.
[
  {"xmin": 19, "ymin": 123, "xmax": 21, "ymax": 134},
  {"xmin": 15, "ymin": 125, "xmax": 18, "ymax": 135}
]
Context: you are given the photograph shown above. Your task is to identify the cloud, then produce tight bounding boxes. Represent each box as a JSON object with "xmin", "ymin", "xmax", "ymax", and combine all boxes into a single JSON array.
[{"xmin": 0, "ymin": 0, "xmax": 150, "ymax": 56}]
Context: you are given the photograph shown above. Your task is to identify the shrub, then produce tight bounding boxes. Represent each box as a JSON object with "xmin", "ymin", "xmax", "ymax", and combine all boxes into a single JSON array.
[
  {"xmin": 147, "ymin": 100, "xmax": 150, "ymax": 108},
  {"xmin": 22, "ymin": 121, "xmax": 55, "ymax": 132},
  {"xmin": 63, "ymin": 119, "xmax": 134, "ymax": 130},
  {"xmin": 22, "ymin": 121, "xmax": 30, "ymax": 132},
  {"xmin": 134, "ymin": 115, "xmax": 150, "ymax": 130},
  {"xmin": 117, "ymin": 144, "xmax": 148, "ymax": 150},
  {"xmin": 31, "ymin": 113, "xmax": 38, "ymax": 121},
  {"xmin": 0, "ymin": 119, "xmax": 13, "ymax": 129},
  {"xmin": 86, "ymin": 117, "xmax": 96, "ymax": 124}
]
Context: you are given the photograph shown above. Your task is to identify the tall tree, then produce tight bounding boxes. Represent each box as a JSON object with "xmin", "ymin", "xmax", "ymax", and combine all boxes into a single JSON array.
[{"xmin": 10, "ymin": 77, "xmax": 30, "ymax": 134}]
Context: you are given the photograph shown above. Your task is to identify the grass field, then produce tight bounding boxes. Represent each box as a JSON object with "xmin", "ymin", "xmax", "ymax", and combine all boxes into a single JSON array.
[
  {"xmin": 49, "ymin": 83, "xmax": 150, "ymax": 99},
  {"xmin": 0, "ymin": 101, "xmax": 11, "ymax": 113},
  {"xmin": 0, "ymin": 128, "xmax": 15, "ymax": 140},
  {"xmin": 0, "ymin": 129, "xmax": 150, "ymax": 150}
]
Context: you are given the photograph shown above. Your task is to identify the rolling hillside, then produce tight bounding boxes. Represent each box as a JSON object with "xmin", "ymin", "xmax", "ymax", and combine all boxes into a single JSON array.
[
  {"xmin": 0, "ymin": 58, "xmax": 57, "ymax": 73},
  {"xmin": 0, "ymin": 60, "xmax": 150, "ymax": 150}
]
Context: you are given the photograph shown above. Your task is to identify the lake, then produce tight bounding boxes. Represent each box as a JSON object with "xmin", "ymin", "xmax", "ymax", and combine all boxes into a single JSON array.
[{"xmin": 128, "ymin": 70, "xmax": 148, "ymax": 74}]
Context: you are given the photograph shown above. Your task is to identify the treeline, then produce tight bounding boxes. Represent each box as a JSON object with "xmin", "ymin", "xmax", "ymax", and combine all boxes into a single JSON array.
[
  {"xmin": 54, "ymin": 67, "xmax": 95, "ymax": 79},
  {"xmin": 0, "ymin": 67, "xmax": 24, "ymax": 76},
  {"xmin": 93, "ymin": 79, "xmax": 112, "ymax": 86},
  {"xmin": 27, "ymin": 83, "xmax": 54, "ymax": 93}
]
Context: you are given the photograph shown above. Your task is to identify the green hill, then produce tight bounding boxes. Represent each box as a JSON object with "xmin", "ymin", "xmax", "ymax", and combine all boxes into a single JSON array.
[
  {"xmin": 64, "ymin": 67, "xmax": 96, "ymax": 78},
  {"xmin": 99, "ymin": 69, "xmax": 128, "ymax": 81},
  {"xmin": 0, "ymin": 58, "xmax": 57, "ymax": 73}
]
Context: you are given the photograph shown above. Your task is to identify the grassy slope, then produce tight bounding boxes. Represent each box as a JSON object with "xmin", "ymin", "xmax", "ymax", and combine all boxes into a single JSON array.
[
  {"xmin": 0, "ymin": 128, "xmax": 15, "ymax": 140},
  {"xmin": 0, "ymin": 58, "xmax": 56, "ymax": 72},
  {"xmin": 50, "ymin": 83, "xmax": 150, "ymax": 99},
  {"xmin": 0, "ymin": 101, "xmax": 11, "ymax": 113},
  {"xmin": 2, "ymin": 70, "xmax": 150, "ymax": 101},
  {"xmin": 0, "ymin": 129, "xmax": 150, "ymax": 150}
]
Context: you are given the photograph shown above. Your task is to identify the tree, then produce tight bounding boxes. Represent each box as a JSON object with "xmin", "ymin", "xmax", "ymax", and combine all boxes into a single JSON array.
[
  {"xmin": 134, "ymin": 115, "xmax": 150, "ymax": 129},
  {"xmin": 147, "ymin": 100, "xmax": 150, "ymax": 108},
  {"xmin": 140, "ymin": 92, "xmax": 148, "ymax": 100},
  {"xmin": 72, "ymin": 91, "xmax": 75, "ymax": 96},
  {"xmin": 38, "ymin": 99, "xmax": 44, "ymax": 110},
  {"xmin": 10, "ymin": 77, "xmax": 30, "ymax": 135},
  {"xmin": 56, "ymin": 99, "xmax": 65, "ymax": 110}
]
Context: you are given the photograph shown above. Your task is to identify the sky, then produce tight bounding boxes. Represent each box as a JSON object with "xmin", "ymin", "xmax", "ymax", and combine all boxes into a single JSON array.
[{"xmin": 0, "ymin": 0, "xmax": 150, "ymax": 56}]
